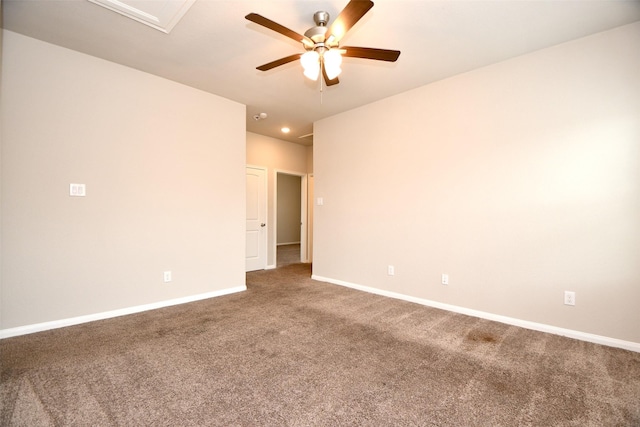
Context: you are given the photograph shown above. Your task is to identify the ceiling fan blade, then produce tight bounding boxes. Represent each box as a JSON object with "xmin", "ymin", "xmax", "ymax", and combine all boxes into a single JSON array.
[
  {"xmin": 246, "ymin": 13, "xmax": 313, "ymax": 47},
  {"xmin": 341, "ymin": 46, "xmax": 401, "ymax": 62},
  {"xmin": 322, "ymin": 64, "xmax": 340, "ymax": 86},
  {"xmin": 326, "ymin": 0, "xmax": 374, "ymax": 43},
  {"xmin": 256, "ymin": 53, "xmax": 303, "ymax": 71}
]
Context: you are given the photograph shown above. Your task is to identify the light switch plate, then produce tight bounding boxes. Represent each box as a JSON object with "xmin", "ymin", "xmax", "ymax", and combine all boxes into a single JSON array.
[{"xmin": 70, "ymin": 183, "xmax": 86, "ymax": 197}]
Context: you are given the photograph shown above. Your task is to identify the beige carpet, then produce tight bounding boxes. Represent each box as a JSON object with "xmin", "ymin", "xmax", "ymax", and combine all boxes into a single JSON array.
[
  {"xmin": 1, "ymin": 263, "xmax": 639, "ymax": 426},
  {"xmin": 277, "ymin": 243, "xmax": 301, "ymax": 267}
]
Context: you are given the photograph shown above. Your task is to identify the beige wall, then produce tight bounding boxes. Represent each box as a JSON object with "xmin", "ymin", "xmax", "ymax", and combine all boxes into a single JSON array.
[
  {"xmin": 247, "ymin": 132, "xmax": 308, "ymax": 267},
  {"xmin": 1, "ymin": 31, "xmax": 246, "ymax": 330},
  {"xmin": 306, "ymin": 145, "xmax": 314, "ymax": 174},
  {"xmin": 313, "ymin": 23, "xmax": 640, "ymax": 344}
]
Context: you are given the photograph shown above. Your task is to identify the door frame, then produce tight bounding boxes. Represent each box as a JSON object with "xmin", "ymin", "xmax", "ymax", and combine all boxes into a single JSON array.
[
  {"xmin": 307, "ymin": 173, "xmax": 314, "ymax": 264},
  {"xmin": 274, "ymin": 169, "xmax": 309, "ymax": 265}
]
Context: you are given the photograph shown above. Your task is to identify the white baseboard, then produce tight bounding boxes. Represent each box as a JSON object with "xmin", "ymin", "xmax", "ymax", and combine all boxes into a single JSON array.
[
  {"xmin": 311, "ymin": 274, "xmax": 640, "ymax": 353},
  {"xmin": 0, "ymin": 285, "xmax": 247, "ymax": 339},
  {"xmin": 265, "ymin": 264, "xmax": 277, "ymax": 270}
]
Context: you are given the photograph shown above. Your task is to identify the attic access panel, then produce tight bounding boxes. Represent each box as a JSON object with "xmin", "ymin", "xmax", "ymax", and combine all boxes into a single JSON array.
[{"xmin": 87, "ymin": 0, "xmax": 195, "ymax": 33}]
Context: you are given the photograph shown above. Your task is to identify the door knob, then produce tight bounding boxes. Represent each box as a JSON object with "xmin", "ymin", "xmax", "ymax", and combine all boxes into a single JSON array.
[{"xmin": 261, "ymin": 223, "xmax": 266, "ymax": 227}]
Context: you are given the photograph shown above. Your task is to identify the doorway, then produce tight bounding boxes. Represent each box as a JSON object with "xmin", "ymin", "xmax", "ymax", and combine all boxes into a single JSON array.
[{"xmin": 275, "ymin": 171, "xmax": 309, "ymax": 267}]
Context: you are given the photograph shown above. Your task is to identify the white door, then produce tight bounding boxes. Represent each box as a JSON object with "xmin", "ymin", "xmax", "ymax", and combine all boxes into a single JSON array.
[{"xmin": 246, "ymin": 166, "xmax": 267, "ymax": 271}]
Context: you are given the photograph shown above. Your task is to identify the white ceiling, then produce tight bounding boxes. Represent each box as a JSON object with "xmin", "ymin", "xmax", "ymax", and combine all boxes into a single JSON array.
[{"xmin": 3, "ymin": 0, "xmax": 640, "ymax": 145}]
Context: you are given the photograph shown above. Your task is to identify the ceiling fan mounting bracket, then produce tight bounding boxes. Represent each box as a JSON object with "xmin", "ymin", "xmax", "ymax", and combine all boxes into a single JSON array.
[{"xmin": 313, "ymin": 11, "xmax": 330, "ymax": 27}]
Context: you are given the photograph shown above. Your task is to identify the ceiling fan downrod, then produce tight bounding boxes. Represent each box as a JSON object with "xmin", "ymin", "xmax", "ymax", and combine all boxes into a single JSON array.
[{"xmin": 304, "ymin": 11, "xmax": 331, "ymax": 46}]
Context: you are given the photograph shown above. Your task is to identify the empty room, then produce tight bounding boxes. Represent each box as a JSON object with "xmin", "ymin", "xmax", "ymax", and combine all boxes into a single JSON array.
[{"xmin": 1, "ymin": 0, "xmax": 639, "ymax": 425}]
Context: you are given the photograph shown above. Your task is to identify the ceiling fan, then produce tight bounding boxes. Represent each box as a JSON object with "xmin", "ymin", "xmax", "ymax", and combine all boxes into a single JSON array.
[{"xmin": 245, "ymin": 0, "xmax": 400, "ymax": 86}]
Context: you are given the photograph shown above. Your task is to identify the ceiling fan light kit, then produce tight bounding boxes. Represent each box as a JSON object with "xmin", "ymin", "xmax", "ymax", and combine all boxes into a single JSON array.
[
  {"xmin": 246, "ymin": 0, "xmax": 400, "ymax": 87},
  {"xmin": 301, "ymin": 51, "xmax": 321, "ymax": 80},
  {"xmin": 323, "ymin": 49, "xmax": 343, "ymax": 80}
]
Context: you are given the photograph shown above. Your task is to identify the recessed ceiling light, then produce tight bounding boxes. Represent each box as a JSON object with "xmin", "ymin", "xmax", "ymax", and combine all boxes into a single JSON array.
[{"xmin": 281, "ymin": 127, "xmax": 290, "ymax": 134}]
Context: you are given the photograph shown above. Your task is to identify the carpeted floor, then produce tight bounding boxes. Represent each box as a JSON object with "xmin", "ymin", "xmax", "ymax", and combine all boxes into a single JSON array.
[
  {"xmin": 1, "ymin": 263, "xmax": 639, "ymax": 426},
  {"xmin": 277, "ymin": 243, "xmax": 301, "ymax": 267}
]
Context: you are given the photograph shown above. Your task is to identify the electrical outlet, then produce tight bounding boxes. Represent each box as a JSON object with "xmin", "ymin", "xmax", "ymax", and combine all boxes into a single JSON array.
[
  {"xmin": 164, "ymin": 271, "xmax": 172, "ymax": 283},
  {"xmin": 564, "ymin": 291, "xmax": 575, "ymax": 306},
  {"xmin": 441, "ymin": 274, "xmax": 449, "ymax": 285},
  {"xmin": 388, "ymin": 265, "xmax": 395, "ymax": 276}
]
